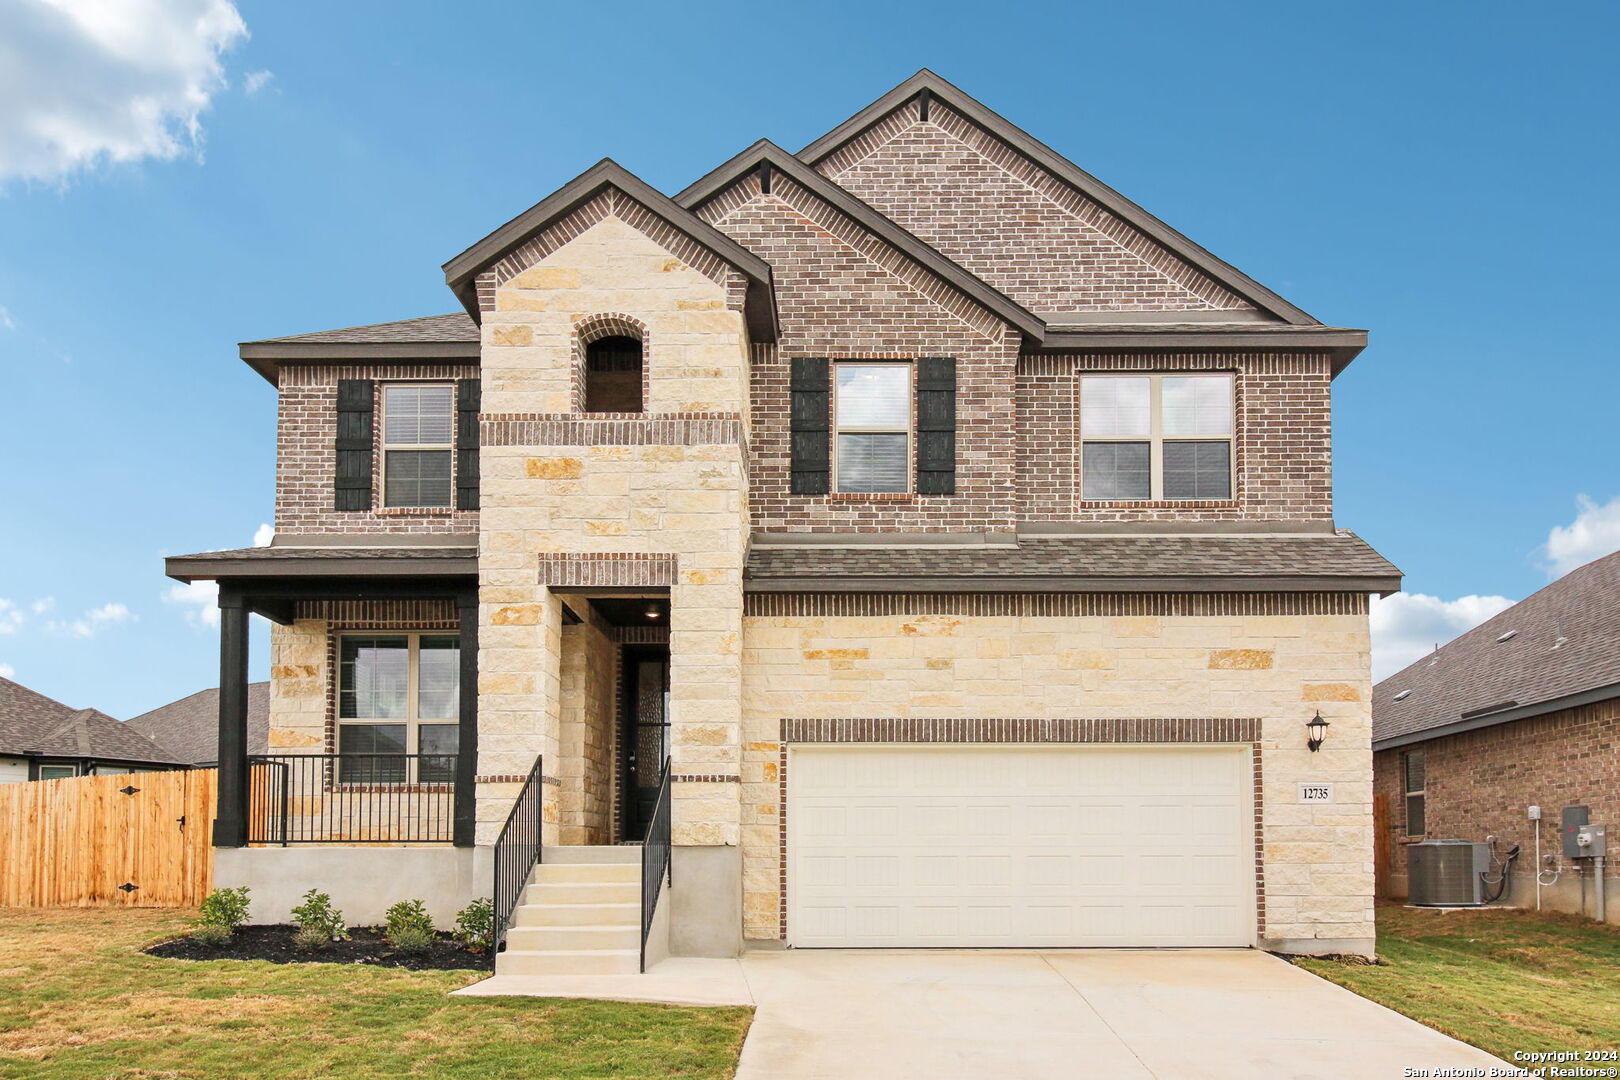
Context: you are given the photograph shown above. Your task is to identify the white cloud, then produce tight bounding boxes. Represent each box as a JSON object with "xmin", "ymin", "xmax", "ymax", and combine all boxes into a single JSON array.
[
  {"xmin": 242, "ymin": 69, "xmax": 273, "ymax": 96},
  {"xmin": 30, "ymin": 596, "xmax": 54, "ymax": 615},
  {"xmin": 163, "ymin": 579, "xmax": 219, "ymax": 628},
  {"xmin": 253, "ymin": 522, "xmax": 274, "ymax": 547},
  {"xmin": 1543, "ymin": 494, "xmax": 1620, "ymax": 580},
  {"xmin": 1370, "ymin": 592, "xmax": 1516, "ymax": 683},
  {"xmin": 0, "ymin": 599, "xmax": 22, "ymax": 634},
  {"xmin": 0, "ymin": 306, "xmax": 14, "ymax": 330},
  {"xmin": 48, "ymin": 601, "xmax": 135, "ymax": 639},
  {"xmin": 0, "ymin": 0, "xmax": 249, "ymax": 183},
  {"xmin": 0, "ymin": 662, "xmax": 13, "ymax": 679}
]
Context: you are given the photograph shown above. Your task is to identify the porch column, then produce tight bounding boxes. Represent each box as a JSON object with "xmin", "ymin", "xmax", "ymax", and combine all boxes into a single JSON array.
[
  {"xmin": 453, "ymin": 587, "xmax": 478, "ymax": 848},
  {"xmin": 212, "ymin": 585, "xmax": 250, "ymax": 847}
]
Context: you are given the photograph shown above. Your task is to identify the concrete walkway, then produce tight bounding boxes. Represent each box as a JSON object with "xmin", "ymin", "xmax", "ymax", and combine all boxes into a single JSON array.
[{"xmin": 458, "ymin": 948, "xmax": 1509, "ymax": 1079}]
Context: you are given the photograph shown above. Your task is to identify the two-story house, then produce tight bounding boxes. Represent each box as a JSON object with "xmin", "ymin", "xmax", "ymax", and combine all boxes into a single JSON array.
[{"xmin": 166, "ymin": 71, "xmax": 1399, "ymax": 974}]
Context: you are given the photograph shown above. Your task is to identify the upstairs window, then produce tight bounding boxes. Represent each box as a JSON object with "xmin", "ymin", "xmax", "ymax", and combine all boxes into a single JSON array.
[
  {"xmin": 585, "ymin": 335, "xmax": 644, "ymax": 413},
  {"xmin": 1080, "ymin": 374, "xmax": 1233, "ymax": 501},
  {"xmin": 834, "ymin": 363, "xmax": 911, "ymax": 493},
  {"xmin": 382, "ymin": 385, "xmax": 454, "ymax": 507},
  {"xmin": 1403, "ymin": 751, "xmax": 1426, "ymax": 836},
  {"xmin": 338, "ymin": 634, "xmax": 460, "ymax": 784}
]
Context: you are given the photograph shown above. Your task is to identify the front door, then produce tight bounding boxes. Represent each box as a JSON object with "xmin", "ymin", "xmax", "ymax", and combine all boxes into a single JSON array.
[{"xmin": 619, "ymin": 645, "xmax": 669, "ymax": 841}]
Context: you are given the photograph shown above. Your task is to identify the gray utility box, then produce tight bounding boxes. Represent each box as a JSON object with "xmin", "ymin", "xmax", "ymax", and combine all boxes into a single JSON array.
[
  {"xmin": 1563, "ymin": 806, "xmax": 1591, "ymax": 859},
  {"xmin": 1409, "ymin": 840, "xmax": 1491, "ymax": 907}
]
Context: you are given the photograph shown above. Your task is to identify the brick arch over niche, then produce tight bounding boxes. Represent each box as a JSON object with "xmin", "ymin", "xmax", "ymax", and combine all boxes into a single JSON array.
[{"xmin": 573, "ymin": 312, "xmax": 649, "ymax": 414}]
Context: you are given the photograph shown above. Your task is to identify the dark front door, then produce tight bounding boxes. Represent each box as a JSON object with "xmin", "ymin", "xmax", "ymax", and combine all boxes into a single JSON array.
[{"xmin": 619, "ymin": 645, "xmax": 669, "ymax": 842}]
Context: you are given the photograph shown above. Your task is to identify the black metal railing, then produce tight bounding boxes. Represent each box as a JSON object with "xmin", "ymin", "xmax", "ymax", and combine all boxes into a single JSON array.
[
  {"xmin": 640, "ymin": 758, "xmax": 672, "ymax": 972},
  {"xmin": 246, "ymin": 754, "xmax": 457, "ymax": 844},
  {"xmin": 493, "ymin": 756, "xmax": 546, "ymax": 959}
]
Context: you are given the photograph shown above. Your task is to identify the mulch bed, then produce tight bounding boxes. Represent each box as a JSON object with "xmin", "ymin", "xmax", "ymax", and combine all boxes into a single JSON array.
[{"xmin": 145, "ymin": 924, "xmax": 491, "ymax": 971}]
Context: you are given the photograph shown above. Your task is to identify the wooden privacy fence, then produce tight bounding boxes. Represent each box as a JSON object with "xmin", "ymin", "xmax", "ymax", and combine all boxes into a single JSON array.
[{"xmin": 0, "ymin": 768, "xmax": 216, "ymax": 907}]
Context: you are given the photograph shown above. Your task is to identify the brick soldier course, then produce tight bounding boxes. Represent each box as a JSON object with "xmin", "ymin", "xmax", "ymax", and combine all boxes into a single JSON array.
[{"xmin": 166, "ymin": 70, "xmax": 1397, "ymax": 956}]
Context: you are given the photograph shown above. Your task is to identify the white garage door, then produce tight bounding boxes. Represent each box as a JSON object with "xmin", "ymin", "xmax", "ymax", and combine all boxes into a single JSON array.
[{"xmin": 789, "ymin": 745, "xmax": 1254, "ymax": 948}]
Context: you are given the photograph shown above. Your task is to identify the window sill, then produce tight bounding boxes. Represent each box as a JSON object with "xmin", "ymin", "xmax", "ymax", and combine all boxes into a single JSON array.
[
  {"xmin": 1077, "ymin": 500, "xmax": 1239, "ymax": 509},
  {"xmin": 1397, "ymin": 836, "xmax": 1427, "ymax": 845},
  {"xmin": 823, "ymin": 492, "xmax": 918, "ymax": 503},
  {"xmin": 374, "ymin": 506, "xmax": 460, "ymax": 517}
]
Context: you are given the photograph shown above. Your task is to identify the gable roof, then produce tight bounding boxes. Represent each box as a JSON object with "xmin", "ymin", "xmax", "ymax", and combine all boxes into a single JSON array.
[
  {"xmin": 126, "ymin": 683, "xmax": 270, "ymax": 766},
  {"xmin": 1372, "ymin": 550, "xmax": 1620, "ymax": 750},
  {"xmin": 675, "ymin": 139, "xmax": 1047, "ymax": 340},
  {"xmin": 0, "ymin": 677, "xmax": 180, "ymax": 765},
  {"xmin": 441, "ymin": 158, "xmax": 779, "ymax": 342},
  {"xmin": 798, "ymin": 69, "xmax": 1321, "ymax": 328}
]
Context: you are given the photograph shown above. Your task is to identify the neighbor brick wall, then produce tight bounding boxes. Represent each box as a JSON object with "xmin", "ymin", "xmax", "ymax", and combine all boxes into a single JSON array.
[
  {"xmin": 1017, "ymin": 352, "xmax": 1334, "ymax": 523},
  {"xmin": 816, "ymin": 98, "xmax": 1254, "ymax": 314},
  {"xmin": 276, "ymin": 363, "xmax": 480, "ymax": 535},
  {"xmin": 1374, "ymin": 700, "xmax": 1620, "ymax": 891}
]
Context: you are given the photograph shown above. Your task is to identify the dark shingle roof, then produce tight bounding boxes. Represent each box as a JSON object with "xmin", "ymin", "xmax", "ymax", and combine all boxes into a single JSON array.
[
  {"xmin": 1373, "ymin": 550, "xmax": 1620, "ymax": 747},
  {"xmin": 0, "ymin": 677, "xmax": 181, "ymax": 764},
  {"xmin": 746, "ymin": 531, "xmax": 1399, "ymax": 590},
  {"xmin": 125, "ymin": 683, "xmax": 270, "ymax": 765},
  {"xmin": 166, "ymin": 544, "xmax": 478, "ymax": 582},
  {"xmin": 246, "ymin": 313, "xmax": 478, "ymax": 345}
]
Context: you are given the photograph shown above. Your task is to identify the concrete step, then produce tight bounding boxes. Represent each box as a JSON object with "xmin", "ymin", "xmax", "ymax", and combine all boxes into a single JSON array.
[
  {"xmin": 541, "ymin": 845, "xmax": 641, "ymax": 865},
  {"xmin": 523, "ymin": 880, "xmax": 639, "ymax": 906},
  {"xmin": 511, "ymin": 901, "xmax": 641, "ymax": 928},
  {"xmin": 496, "ymin": 948, "xmax": 639, "ymax": 977},
  {"xmin": 533, "ymin": 861, "xmax": 639, "ymax": 885},
  {"xmin": 504, "ymin": 923, "xmax": 640, "ymax": 951}
]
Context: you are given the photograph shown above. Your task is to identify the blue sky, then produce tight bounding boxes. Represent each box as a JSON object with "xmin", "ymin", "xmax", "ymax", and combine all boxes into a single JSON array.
[{"xmin": 1, "ymin": 0, "xmax": 1616, "ymax": 717}]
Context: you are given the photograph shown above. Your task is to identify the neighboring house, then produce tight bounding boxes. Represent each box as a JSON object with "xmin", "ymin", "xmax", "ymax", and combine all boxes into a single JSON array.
[
  {"xmin": 1373, "ymin": 551, "xmax": 1619, "ymax": 924},
  {"xmin": 165, "ymin": 70, "xmax": 1399, "ymax": 970},
  {"xmin": 0, "ymin": 676, "xmax": 182, "ymax": 782},
  {"xmin": 125, "ymin": 683, "xmax": 271, "ymax": 766}
]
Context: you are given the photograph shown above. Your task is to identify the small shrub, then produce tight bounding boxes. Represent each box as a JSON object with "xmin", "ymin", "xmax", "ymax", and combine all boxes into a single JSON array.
[
  {"xmin": 292, "ymin": 924, "xmax": 332, "ymax": 950},
  {"xmin": 389, "ymin": 925, "xmax": 435, "ymax": 954},
  {"xmin": 454, "ymin": 897, "xmax": 495, "ymax": 953},
  {"xmin": 191, "ymin": 922, "xmax": 233, "ymax": 948},
  {"xmin": 384, "ymin": 899, "xmax": 435, "ymax": 949},
  {"xmin": 194, "ymin": 886, "xmax": 251, "ymax": 941},
  {"xmin": 290, "ymin": 889, "xmax": 348, "ymax": 944}
]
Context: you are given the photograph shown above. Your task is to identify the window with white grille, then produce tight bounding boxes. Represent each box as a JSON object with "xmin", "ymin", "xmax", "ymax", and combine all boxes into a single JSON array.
[
  {"xmin": 1080, "ymin": 374, "xmax": 1233, "ymax": 501},
  {"xmin": 382, "ymin": 385, "xmax": 454, "ymax": 508}
]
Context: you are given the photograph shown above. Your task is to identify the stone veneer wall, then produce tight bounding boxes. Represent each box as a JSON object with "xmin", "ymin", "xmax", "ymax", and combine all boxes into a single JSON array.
[
  {"xmin": 558, "ymin": 616, "xmax": 617, "ymax": 844},
  {"xmin": 739, "ymin": 598, "xmax": 1375, "ymax": 950},
  {"xmin": 474, "ymin": 212, "xmax": 749, "ymax": 849}
]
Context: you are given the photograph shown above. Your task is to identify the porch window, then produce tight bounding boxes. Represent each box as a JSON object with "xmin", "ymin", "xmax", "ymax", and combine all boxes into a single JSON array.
[
  {"xmin": 1080, "ymin": 374, "xmax": 1233, "ymax": 501},
  {"xmin": 1403, "ymin": 751, "xmax": 1426, "ymax": 836},
  {"xmin": 338, "ymin": 633, "xmax": 459, "ymax": 784},
  {"xmin": 834, "ymin": 362, "xmax": 911, "ymax": 493},
  {"xmin": 381, "ymin": 384, "xmax": 455, "ymax": 508}
]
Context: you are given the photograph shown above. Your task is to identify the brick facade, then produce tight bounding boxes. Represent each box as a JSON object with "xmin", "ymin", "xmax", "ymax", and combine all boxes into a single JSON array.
[
  {"xmin": 816, "ymin": 98, "xmax": 1254, "ymax": 314},
  {"xmin": 1373, "ymin": 700, "xmax": 1620, "ymax": 914}
]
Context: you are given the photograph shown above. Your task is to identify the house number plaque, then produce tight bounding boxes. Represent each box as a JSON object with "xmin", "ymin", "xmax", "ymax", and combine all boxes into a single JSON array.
[{"xmin": 1297, "ymin": 783, "xmax": 1335, "ymax": 803}]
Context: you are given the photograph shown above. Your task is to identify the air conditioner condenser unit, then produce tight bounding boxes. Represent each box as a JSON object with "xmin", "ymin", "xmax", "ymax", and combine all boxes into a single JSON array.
[{"xmin": 1408, "ymin": 840, "xmax": 1490, "ymax": 907}]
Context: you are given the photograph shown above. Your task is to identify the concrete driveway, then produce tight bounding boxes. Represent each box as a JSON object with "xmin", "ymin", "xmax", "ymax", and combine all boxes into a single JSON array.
[{"xmin": 733, "ymin": 948, "xmax": 1507, "ymax": 1080}]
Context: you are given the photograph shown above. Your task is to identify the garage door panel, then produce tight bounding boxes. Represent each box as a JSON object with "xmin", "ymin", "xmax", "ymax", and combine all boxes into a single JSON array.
[{"xmin": 790, "ymin": 746, "xmax": 1253, "ymax": 948}]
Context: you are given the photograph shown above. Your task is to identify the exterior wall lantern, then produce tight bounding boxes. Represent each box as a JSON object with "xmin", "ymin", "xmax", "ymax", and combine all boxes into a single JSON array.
[{"xmin": 1306, "ymin": 711, "xmax": 1329, "ymax": 752}]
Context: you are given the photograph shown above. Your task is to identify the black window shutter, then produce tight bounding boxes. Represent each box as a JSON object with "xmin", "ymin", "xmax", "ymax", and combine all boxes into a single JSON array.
[
  {"xmin": 789, "ymin": 357, "xmax": 831, "ymax": 495},
  {"xmin": 915, "ymin": 356, "xmax": 956, "ymax": 495},
  {"xmin": 334, "ymin": 379, "xmax": 374, "ymax": 511},
  {"xmin": 456, "ymin": 378, "xmax": 481, "ymax": 510}
]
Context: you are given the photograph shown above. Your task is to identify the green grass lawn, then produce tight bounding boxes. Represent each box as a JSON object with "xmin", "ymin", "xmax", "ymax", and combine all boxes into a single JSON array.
[
  {"xmin": 0, "ymin": 908, "xmax": 751, "ymax": 1079},
  {"xmin": 1296, "ymin": 904, "xmax": 1620, "ymax": 1060}
]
